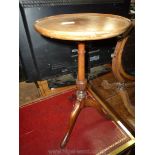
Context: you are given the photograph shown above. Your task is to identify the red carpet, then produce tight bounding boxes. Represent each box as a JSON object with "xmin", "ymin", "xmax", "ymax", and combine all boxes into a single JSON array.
[{"xmin": 20, "ymin": 89, "xmax": 131, "ymax": 155}]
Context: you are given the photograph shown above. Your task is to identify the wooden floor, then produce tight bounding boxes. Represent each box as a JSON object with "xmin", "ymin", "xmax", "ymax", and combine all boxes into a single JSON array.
[{"xmin": 19, "ymin": 72, "xmax": 135, "ymax": 132}]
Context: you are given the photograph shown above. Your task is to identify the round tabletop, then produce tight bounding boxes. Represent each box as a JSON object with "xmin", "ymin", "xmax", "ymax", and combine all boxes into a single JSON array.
[{"xmin": 34, "ymin": 13, "xmax": 131, "ymax": 41}]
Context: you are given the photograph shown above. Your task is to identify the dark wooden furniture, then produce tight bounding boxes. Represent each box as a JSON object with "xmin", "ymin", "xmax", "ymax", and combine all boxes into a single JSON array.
[
  {"xmin": 112, "ymin": 26, "xmax": 135, "ymax": 117},
  {"xmin": 34, "ymin": 13, "xmax": 132, "ymax": 148},
  {"xmin": 102, "ymin": 25, "xmax": 135, "ymax": 117}
]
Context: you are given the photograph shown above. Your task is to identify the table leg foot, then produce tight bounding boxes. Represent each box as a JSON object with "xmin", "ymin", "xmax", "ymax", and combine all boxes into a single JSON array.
[{"xmin": 60, "ymin": 100, "xmax": 82, "ymax": 148}]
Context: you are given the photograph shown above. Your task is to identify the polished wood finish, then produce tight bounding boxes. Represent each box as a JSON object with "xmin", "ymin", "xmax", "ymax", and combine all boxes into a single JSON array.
[
  {"xmin": 99, "ymin": 26, "xmax": 135, "ymax": 117},
  {"xmin": 112, "ymin": 36, "xmax": 134, "ymax": 81},
  {"xmin": 60, "ymin": 91, "xmax": 108, "ymax": 148},
  {"xmin": 34, "ymin": 13, "xmax": 132, "ymax": 148},
  {"xmin": 90, "ymin": 72, "xmax": 135, "ymax": 131},
  {"xmin": 78, "ymin": 43, "xmax": 85, "ymax": 81},
  {"xmin": 34, "ymin": 13, "xmax": 131, "ymax": 41},
  {"xmin": 60, "ymin": 43, "xmax": 107, "ymax": 148},
  {"xmin": 111, "ymin": 28, "xmax": 135, "ymax": 117}
]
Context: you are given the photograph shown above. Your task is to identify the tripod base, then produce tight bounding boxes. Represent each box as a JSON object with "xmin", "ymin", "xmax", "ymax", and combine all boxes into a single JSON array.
[
  {"xmin": 60, "ymin": 89, "xmax": 107, "ymax": 148},
  {"xmin": 60, "ymin": 42, "xmax": 110, "ymax": 148}
]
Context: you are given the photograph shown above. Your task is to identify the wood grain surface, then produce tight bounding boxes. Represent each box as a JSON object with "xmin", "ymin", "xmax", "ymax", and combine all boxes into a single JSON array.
[{"xmin": 34, "ymin": 13, "xmax": 131, "ymax": 41}]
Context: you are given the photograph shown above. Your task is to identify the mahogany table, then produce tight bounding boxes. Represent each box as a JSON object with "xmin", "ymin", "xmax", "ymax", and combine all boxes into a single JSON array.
[{"xmin": 34, "ymin": 13, "xmax": 131, "ymax": 148}]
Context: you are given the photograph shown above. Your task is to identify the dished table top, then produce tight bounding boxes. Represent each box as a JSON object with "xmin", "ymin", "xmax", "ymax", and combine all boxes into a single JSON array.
[{"xmin": 34, "ymin": 13, "xmax": 131, "ymax": 41}]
